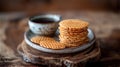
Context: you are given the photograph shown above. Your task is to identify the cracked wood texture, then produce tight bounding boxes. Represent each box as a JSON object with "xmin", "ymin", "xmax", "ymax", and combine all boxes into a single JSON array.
[
  {"xmin": 0, "ymin": 11, "xmax": 120, "ymax": 67},
  {"xmin": 17, "ymin": 40, "xmax": 100, "ymax": 67}
]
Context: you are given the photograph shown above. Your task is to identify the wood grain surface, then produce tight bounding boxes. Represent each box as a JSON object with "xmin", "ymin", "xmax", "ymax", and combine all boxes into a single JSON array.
[
  {"xmin": 0, "ymin": 11, "xmax": 120, "ymax": 67},
  {"xmin": 17, "ymin": 40, "xmax": 100, "ymax": 67}
]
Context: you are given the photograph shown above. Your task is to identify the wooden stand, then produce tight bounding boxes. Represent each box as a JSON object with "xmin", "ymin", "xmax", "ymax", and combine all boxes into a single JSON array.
[{"xmin": 17, "ymin": 41, "xmax": 100, "ymax": 67}]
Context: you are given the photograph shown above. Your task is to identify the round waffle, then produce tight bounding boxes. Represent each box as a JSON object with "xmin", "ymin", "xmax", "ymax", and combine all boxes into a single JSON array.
[
  {"xmin": 39, "ymin": 41, "xmax": 65, "ymax": 49},
  {"xmin": 61, "ymin": 39, "xmax": 89, "ymax": 47},
  {"xmin": 59, "ymin": 27, "xmax": 88, "ymax": 33},
  {"xmin": 31, "ymin": 36, "xmax": 54, "ymax": 44},
  {"xmin": 59, "ymin": 31, "xmax": 88, "ymax": 37},
  {"xmin": 59, "ymin": 19, "xmax": 89, "ymax": 29}
]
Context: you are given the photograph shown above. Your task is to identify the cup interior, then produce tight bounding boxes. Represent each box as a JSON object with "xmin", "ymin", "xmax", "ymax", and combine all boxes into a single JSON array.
[{"xmin": 30, "ymin": 14, "xmax": 61, "ymax": 24}]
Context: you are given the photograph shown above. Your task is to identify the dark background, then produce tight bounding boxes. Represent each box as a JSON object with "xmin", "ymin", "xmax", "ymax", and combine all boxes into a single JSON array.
[{"xmin": 0, "ymin": 0, "xmax": 120, "ymax": 15}]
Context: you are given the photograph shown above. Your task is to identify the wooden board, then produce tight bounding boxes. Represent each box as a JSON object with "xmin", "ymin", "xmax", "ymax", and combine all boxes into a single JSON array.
[{"xmin": 17, "ymin": 41, "xmax": 100, "ymax": 67}]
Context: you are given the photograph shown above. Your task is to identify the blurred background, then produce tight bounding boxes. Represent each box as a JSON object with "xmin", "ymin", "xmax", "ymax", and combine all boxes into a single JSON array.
[
  {"xmin": 0, "ymin": 0, "xmax": 120, "ymax": 15},
  {"xmin": 0, "ymin": 0, "xmax": 120, "ymax": 67}
]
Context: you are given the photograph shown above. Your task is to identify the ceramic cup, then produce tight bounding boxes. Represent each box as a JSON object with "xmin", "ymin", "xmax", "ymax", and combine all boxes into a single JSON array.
[{"xmin": 28, "ymin": 14, "xmax": 61, "ymax": 36}]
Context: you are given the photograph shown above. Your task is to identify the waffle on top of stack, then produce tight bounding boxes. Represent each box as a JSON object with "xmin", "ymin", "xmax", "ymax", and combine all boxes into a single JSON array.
[
  {"xmin": 31, "ymin": 19, "xmax": 89, "ymax": 49},
  {"xmin": 59, "ymin": 19, "xmax": 89, "ymax": 47}
]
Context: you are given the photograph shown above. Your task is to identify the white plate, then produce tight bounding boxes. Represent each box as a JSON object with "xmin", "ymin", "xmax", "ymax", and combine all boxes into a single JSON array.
[{"xmin": 24, "ymin": 28, "xmax": 96, "ymax": 54}]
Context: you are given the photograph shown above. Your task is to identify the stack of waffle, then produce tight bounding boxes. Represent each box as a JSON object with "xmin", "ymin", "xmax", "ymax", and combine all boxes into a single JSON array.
[{"xmin": 59, "ymin": 19, "xmax": 89, "ymax": 47}]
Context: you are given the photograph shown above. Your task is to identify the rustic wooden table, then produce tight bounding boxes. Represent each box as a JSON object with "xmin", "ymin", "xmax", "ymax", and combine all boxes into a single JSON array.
[{"xmin": 0, "ymin": 11, "xmax": 120, "ymax": 67}]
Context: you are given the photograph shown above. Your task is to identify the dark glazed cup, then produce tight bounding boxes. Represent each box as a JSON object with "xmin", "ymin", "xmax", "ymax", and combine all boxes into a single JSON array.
[{"xmin": 28, "ymin": 14, "xmax": 61, "ymax": 36}]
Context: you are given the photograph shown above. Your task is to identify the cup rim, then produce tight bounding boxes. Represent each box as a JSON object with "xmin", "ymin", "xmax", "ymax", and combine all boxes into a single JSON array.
[{"xmin": 29, "ymin": 14, "xmax": 62, "ymax": 24}]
